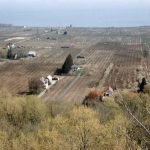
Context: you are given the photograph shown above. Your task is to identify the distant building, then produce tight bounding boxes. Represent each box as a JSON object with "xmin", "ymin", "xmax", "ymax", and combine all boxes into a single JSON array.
[
  {"xmin": 40, "ymin": 75, "xmax": 58, "ymax": 89},
  {"xmin": 77, "ymin": 55, "xmax": 85, "ymax": 59},
  {"xmin": 71, "ymin": 65, "xmax": 81, "ymax": 71},
  {"xmin": 63, "ymin": 31, "xmax": 68, "ymax": 35},
  {"xmin": 28, "ymin": 51, "xmax": 36, "ymax": 57},
  {"xmin": 46, "ymin": 75, "xmax": 53, "ymax": 85},
  {"xmin": 104, "ymin": 86, "xmax": 114, "ymax": 96}
]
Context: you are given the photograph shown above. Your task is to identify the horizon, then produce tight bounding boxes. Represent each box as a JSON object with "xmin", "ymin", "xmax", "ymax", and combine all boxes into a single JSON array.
[
  {"xmin": 0, "ymin": 0, "xmax": 150, "ymax": 27},
  {"xmin": 1, "ymin": 23, "xmax": 150, "ymax": 28}
]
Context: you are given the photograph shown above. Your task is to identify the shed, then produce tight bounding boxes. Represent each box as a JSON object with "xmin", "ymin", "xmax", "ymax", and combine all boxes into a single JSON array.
[
  {"xmin": 71, "ymin": 65, "xmax": 81, "ymax": 71},
  {"xmin": 104, "ymin": 86, "xmax": 114, "ymax": 96},
  {"xmin": 46, "ymin": 75, "xmax": 53, "ymax": 85},
  {"xmin": 28, "ymin": 51, "xmax": 36, "ymax": 57},
  {"xmin": 77, "ymin": 55, "xmax": 85, "ymax": 59}
]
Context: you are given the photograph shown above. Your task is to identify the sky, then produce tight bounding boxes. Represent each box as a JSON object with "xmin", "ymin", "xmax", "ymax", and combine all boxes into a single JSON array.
[
  {"xmin": 0, "ymin": 0, "xmax": 150, "ymax": 27},
  {"xmin": 0, "ymin": 0, "xmax": 150, "ymax": 11}
]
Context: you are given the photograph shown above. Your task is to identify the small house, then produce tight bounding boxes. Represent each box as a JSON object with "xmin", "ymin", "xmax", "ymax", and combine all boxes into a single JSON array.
[
  {"xmin": 46, "ymin": 75, "xmax": 53, "ymax": 85},
  {"xmin": 28, "ymin": 51, "xmax": 36, "ymax": 57},
  {"xmin": 71, "ymin": 65, "xmax": 81, "ymax": 71},
  {"xmin": 40, "ymin": 74, "xmax": 58, "ymax": 89},
  {"xmin": 104, "ymin": 86, "xmax": 114, "ymax": 96}
]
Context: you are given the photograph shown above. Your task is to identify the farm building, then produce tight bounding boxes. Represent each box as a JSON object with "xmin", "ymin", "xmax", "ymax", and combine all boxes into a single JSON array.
[
  {"xmin": 104, "ymin": 86, "xmax": 114, "ymax": 96},
  {"xmin": 77, "ymin": 55, "xmax": 85, "ymax": 59},
  {"xmin": 28, "ymin": 51, "xmax": 36, "ymax": 57},
  {"xmin": 71, "ymin": 65, "xmax": 81, "ymax": 71},
  {"xmin": 46, "ymin": 75, "xmax": 53, "ymax": 85},
  {"xmin": 40, "ymin": 75, "xmax": 58, "ymax": 89}
]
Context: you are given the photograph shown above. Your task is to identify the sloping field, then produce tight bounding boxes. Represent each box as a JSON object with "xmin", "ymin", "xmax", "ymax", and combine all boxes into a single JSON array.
[
  {"xmin": 42, "ymin": 49, "xmax": 114, "ymax": 102},
  {"xmin": 0, "ymin": 59, "xmax": 59, "ymax": 95},
  {"xmin": 0, "ymin": 27, "xmax": 150, "ymax": 102}
]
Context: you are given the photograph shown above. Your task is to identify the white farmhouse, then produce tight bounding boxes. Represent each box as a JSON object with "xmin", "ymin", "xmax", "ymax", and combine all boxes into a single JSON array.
[{"xmin": 46, "ymin": 75, "xmax": 53, "ymax": 85}]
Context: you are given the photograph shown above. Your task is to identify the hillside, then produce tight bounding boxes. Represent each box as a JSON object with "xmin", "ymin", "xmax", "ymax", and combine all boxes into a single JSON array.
[
  {"xmin": 0, "ymin": 26, "xmax": 150, "ymax": 149},
  {"xmin": 0, "ymin": 87, "xmax": 149, "ymax": 150}
]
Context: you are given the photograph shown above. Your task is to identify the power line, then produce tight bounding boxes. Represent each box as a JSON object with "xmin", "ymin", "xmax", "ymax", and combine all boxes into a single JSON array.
[{"xmin": 114, "ymin": 89, "xmax": 150, "ymax": 136}]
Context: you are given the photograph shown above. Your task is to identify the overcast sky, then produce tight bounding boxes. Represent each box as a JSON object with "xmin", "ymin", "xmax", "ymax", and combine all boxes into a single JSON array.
[
  {"xmin": 0, "ymin": 0, "xmax": 150, "ymax": 11},
  {"xmin": 0, "ymin": 0, "xmax": 150, "ymax": 27}
]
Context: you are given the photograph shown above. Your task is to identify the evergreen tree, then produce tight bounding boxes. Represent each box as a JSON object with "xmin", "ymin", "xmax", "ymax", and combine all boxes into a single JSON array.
[
  {"xmin": 62, "ymin": 54, "xmax": 73, "ymax": 74},
  {"xmin": 7, "ymin": 47, "xmax": 13, "ymax": 59},
  {"xmin": 138, "ymin": 78, "xmax": 147, "ymax": 92}
]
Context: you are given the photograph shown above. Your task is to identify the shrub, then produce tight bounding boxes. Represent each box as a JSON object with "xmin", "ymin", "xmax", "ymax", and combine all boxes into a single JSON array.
[
  {"xmin": 28, "ymin": 78, "xmax": 43, "ymax": 95},
  {"xmin": 82, "ymin": 90, "xmax": 103, "ymax": 107},
  {"xmin": 0, "ymin": 96, "xmax": 46, "ymax": 128},
  {"xmin": 144, "ymin": 84, "xmax": 150, "ymax": 95},
  {"xmin": 0, "ymin": 49, "xmax": 7, "ymax": 59},
  {"xmin": 115, "ymin": 92, "xmax": 150, "ymax": 149}
]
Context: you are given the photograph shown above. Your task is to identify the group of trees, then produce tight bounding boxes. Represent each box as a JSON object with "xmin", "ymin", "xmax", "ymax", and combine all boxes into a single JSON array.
[
  {"xmin": 6, "ymin": 44, "xmax": 28, "ymax": 60},
  {"xmin": 7, "ymin": 47, "xmax": 13, "ymax": 59},
  {"xmin": 0, "ymin": 86, "xmax": 149, "ymax": 150},
  {"xmin": 1, "ymin": 71, "xmax": 150, "ymax": 150},
  {"xmin": 114, "ymin": 87, "xmax": 150, "ymax": 149}
]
